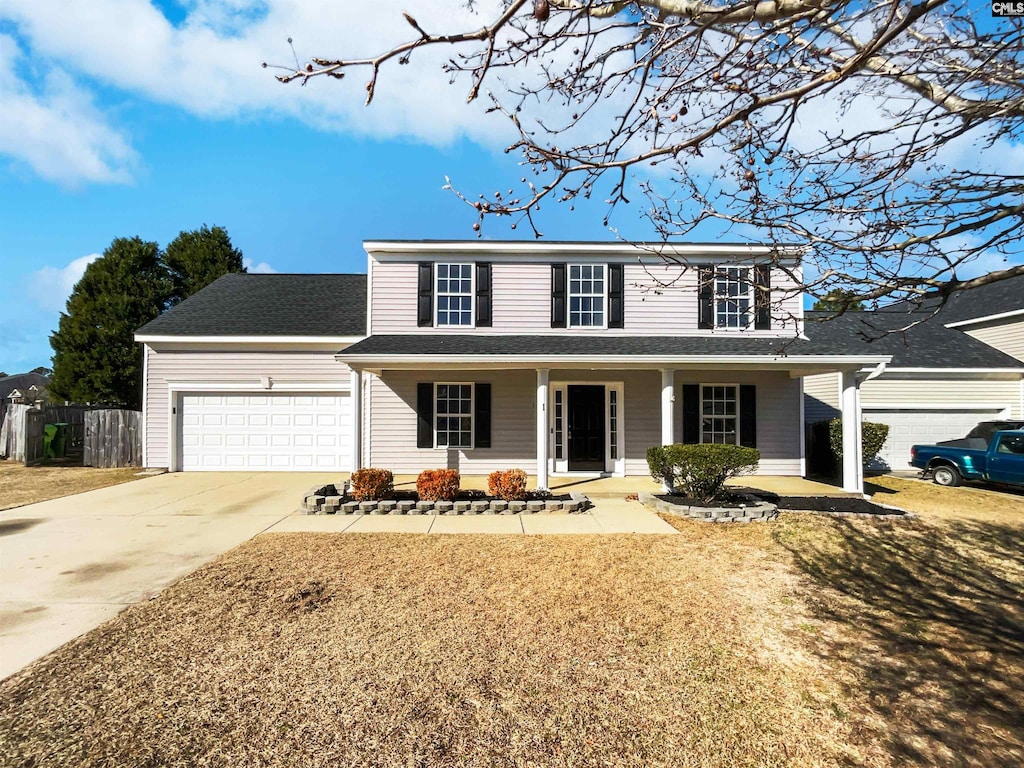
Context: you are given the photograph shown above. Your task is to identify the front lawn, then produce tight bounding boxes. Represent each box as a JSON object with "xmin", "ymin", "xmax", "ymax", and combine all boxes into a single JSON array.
[
  {"xmin": 867, "ymin": 473, "xmax": 1024, "ymax": 524},
  {"xmin": 2, "ymin": 514, "xmax": 1022, "ymax": 766},
  {"xmin": 0, "ymin": 459, "xmax": 141, "ymax": 510}
]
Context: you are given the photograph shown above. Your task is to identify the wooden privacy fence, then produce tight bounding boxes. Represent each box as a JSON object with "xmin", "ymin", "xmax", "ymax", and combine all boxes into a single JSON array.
[
  {"xmin": 84, "ymin": 409, "xmax": 142, "ymax": 468},
  {"xmin": 0, "ymin": 404, "xmax": 30, "ymax": 462}
]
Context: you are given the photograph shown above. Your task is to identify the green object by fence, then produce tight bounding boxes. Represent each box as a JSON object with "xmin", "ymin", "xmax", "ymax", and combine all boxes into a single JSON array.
[{"xmin": 43, "ymin": 424, "xmax": 58, "ymax": 459}]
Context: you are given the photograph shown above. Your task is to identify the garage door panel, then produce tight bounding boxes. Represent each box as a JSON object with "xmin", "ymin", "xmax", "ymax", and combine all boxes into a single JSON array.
[
  {"xmin": 865, "ymin": 408, "xmax": 1001, "ymax": 471},
  {"xmin": 180, "ymin": 392, "xmax": 351, "ymax": 472}
]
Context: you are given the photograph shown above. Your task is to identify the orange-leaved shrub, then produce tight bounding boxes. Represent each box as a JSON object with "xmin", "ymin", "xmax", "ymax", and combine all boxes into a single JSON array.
[
  {"xmin": 417, "ymin": 469, "xmax": 460, "ymax": 501},
  {"xmin": 488, "ymin": 469, "xmax": 528, "ymax": 501},
  {"xmin": 349, "ymin": 468, "xmax": 394, "ymax": 501}
]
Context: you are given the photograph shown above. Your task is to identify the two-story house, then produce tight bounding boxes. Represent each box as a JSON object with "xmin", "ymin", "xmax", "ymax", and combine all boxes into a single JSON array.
[{"xmin": 136, "ymin": 240, "xmax": 940, "ymax": 493}]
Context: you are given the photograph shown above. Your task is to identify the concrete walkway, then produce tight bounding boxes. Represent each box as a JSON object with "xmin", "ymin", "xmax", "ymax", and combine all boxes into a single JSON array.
[{"xmin": 266, "ymin": 497, "xmax": 677, "ymax": 535}]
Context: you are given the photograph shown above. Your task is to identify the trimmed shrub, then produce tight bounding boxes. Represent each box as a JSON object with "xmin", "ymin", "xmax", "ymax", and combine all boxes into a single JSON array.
[
  {"xmin": 827, "ymin": 419, "xmax": 890, "ymax": 466},
  {"xmin": 647, "ymin": 444, "xmax": 760, "ymax": 503},
  {"xmin": 488, "ymin": 469, "xmax": 528, "ymax": 501},
  {"xmin": 349, "ymin": 468, "xmax": 394, "ymax": 501},
  {"xmin": 417, "ymin": 469, "xmax": 460, "ymax": 501}
]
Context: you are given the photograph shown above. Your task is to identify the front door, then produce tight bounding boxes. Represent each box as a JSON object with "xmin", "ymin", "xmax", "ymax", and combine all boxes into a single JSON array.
[{"xmin": 568, "ymin": 385, "xmax": 605, "ymax": 471}]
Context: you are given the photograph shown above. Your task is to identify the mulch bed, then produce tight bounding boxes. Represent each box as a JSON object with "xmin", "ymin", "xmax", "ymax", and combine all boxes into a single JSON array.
[{"xmin": 656, "ymin": 492, "xmax": 904, "ymax": 515}]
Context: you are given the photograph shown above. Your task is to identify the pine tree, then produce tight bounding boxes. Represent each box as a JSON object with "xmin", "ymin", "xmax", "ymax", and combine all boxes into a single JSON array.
[
  {"xmin": 164, "ymin": 224, "xmax": 245, "ymax": 304},
  {"xmin": 50, "ymin": 237, "xmax": 171, "ymax": 408}
]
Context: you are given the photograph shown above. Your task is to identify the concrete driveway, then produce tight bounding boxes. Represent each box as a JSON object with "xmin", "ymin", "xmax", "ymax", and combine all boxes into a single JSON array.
[{"xmin": 0, "ymin": 471, "xmax": 333, "ymax": 680}]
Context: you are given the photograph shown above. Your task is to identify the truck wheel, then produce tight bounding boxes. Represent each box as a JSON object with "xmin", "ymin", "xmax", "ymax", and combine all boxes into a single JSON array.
[{"xmin": 932, "ymin": 465, "xmax": 962, "ymax": 487}]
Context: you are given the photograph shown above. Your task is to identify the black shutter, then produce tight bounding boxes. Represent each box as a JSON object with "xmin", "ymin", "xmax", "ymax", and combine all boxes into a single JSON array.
[
  {"xmin": 474, "ymin": 383, "xmax": 491, "ymax": 448},
  {"xmin": 682, "ymin": 384, "xmax": 700, "ymax": 444},
  {"xmin": 416, "ymin": 382, "xmax": 433, "ymax": 448},
  {"xmin": 739, "ymin": 385, "xmax": 757, "ymax": 448},
  {"xmin": 697, "ymin": 266, "xmax": 714, "ymax": 329},
  {"xmin": 475, "ymin": 263, "xmax": 492, "ymax": 327},
  {"xmin": 754, "ymin": 265, "xmax": 771, "ymax": 330},
  {"xmin": 608, "ymin": 264, "xmax": 624, "ymax": 328},
  {"xmin": 551, "ymin": 263, "xmax": 567, "ymax": 328},
  {"xmin": 417, "ymin": 262, "xmax": 434, "ymax": 327}
]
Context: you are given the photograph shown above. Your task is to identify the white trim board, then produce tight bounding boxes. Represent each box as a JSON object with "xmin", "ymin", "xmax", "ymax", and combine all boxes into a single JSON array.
[
  {"xmin": 364, "ymin": 240, "xmax": 806, "ymax": 261},
  {"xmin": 135, "ymin": 335, "xmax": 364, "ymax": 345},
  {"xmin": 945, "ymin": 308, "xmax": 1024, "ymax": 328},
  {"xmin": 861, "ymin": 403, "xmax": 1010, "ymax": 412}
]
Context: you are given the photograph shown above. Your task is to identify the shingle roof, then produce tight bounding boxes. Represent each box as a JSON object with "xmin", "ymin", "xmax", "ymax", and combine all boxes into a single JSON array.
[
  {"xmin": 805, "ymin": 311, "xmax": 1024, "ymax": 368},
  {"xmin": 135, "ymin": 274, "xmax": 367, "ymax": 337},
  {"xmin": 0, "ymin": 373, "xmax": 50, "ymax": 401},
  {"xmin": 884, "ymin": 271, "xmax": 1024, "ymax": 323},
  {"xmin": 341, "ymin": 317, "xmax": 1023, "ymax": 369},
  {"xmin": 339, "ymin": 333, "xmax": 879, "ymax": 358}
]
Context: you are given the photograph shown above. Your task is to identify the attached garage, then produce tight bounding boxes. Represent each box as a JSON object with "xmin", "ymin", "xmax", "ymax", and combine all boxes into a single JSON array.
[
  {"xmin": 177, "ymin": 392, "xmax": 352, "ymax": 471},
  {"xmin": 863, "ymin": 407, "xmax": 1005, "ymax": 471}
]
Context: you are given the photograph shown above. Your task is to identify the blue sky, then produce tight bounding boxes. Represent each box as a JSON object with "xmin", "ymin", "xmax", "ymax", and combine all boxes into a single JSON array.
[{"xmin": 0, "ymin": 1, "xmax": 1020, "ymax": 373}]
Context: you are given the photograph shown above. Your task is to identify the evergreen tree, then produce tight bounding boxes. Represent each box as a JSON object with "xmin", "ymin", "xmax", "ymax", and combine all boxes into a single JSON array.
[
  {"xmin": 164, "ymin": 224, "xmax": 245, "ymax": 304},
  {"xmin": 812, "ymin": 289, "xmax": 866, "ymax": 313},
  {"xmin": 50, "ymin": 237, "xmax": 171, "ymax": 408}
]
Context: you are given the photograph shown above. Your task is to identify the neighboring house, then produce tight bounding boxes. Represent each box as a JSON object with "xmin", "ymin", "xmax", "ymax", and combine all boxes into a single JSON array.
[
  {"xmin": 1, "ymin": 373, "xmax": 50, "ymax": 407},
  {"xmin": 136, "ymin": 241, "xmax": 905, "ymax": 492},
  {"xmin": 803, "ymin": 274, "xmax": 1024, "ymax": 470}
]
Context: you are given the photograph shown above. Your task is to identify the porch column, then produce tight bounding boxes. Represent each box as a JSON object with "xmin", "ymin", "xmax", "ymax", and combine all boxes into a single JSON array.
[
  {"xmin": 840, "ymin": 370, "xmax": 863, "ymax": 494},
  {"xmin": 536, "ymin": 368, "xmax": 549, "ymax": 490},
  {"xmin": 661, "ymin": 369, "xmax": 675, "ymax": 446},
  {"xmin": 349, "ymin": 368, "xmax": 362, "ymax": 472}
]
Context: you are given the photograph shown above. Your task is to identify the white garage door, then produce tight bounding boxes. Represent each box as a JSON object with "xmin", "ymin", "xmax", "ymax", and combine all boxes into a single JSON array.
[
  {"xmin": 864, "ymin": 408, "xmax": 1002, "ymax": 471},
  {"xmin": 180, "ymin": 393, "xmax": 351, "ymax": 471}
]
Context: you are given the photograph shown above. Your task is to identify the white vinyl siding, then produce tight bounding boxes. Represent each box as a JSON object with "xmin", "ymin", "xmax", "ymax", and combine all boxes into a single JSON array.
[
  {"xmin": 144, "ymin": 347, "xmax": 352, "ymax": 469},
  {"xmin": 367, "ymin": 368, "xmax": 802, "ymax": 476},
  {"xmin": 803, "ymin": 371, "xmax": 1023, "ymax": 432},
  {"xmin": 369, "ymin": 259, "xmax": 802, "ymax": 336},
  {"xmin": 965, "ymin": 318, "xmax": 1024, "ymax": 362}
]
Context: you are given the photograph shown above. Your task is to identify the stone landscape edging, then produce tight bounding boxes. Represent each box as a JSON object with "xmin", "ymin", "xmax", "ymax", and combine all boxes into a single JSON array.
[
  {"xmin": 638, "ymin": 491, "xmax": 779, "ymax": 523},
  {"xmin": 301, "ymin": 484, "xmax": 591, "ymax": 515}
]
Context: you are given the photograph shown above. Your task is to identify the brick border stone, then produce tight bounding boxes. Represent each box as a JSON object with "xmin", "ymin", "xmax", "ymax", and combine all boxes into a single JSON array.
[
  {"xmin": 300, "ymin": 484, "xmax": 591, "ymax": 516},
  {"xmin": 637, "ymin": 491, "xmax": 778, "ymax": 523}
]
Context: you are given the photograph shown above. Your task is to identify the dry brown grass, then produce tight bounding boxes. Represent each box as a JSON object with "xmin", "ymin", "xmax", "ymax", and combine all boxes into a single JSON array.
[
  {"xmin": 4, "ymin": 503, "xmax": 1023, "ymax": 767},
  {"xmin": 866, "ymin": 474, "xmax": 1024, "ymax": 524},
  {"xmin": 0, "ymin": 459, "xmax": 140, "ymax": 510},
  {"xmin": 1, "ymin": 532, "xmax": 877, "ymax": 768}
]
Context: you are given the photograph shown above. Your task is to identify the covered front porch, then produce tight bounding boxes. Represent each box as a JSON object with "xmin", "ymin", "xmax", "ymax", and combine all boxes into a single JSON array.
[{"xmin": 344, "ymin": 348, "xmax": 888, "ymax": 493}]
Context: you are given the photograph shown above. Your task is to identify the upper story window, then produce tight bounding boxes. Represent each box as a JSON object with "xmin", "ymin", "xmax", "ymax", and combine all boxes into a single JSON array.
[
  {"xmin": 436, "ymin": 263, "xmax": 473, "ymax": 326},
  {"xmin": 714, "ymin": 268, "xmax": 753, "ymax": 330},
  {"xmin": 569, "ymin": 264, "xmax": 606, "ymax": 328}
]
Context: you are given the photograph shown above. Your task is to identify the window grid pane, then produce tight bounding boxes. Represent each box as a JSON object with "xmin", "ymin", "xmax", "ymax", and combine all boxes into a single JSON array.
[
  {"xmin": 714, "ymin": 267, "xmax": 752, "ymax": 329},
  {"xmin": 569, "ymin": 264, "xmax": 605, "ymax": 327},
  {"xmin": 701, "ymin": 385, "xmax": 738, "ymax": 444},
  {"xmin": 436, "ymin": 263, "xmax": 473, "ymax": 326},
  {"xmin": 436, "ymin": 384, "xmax": 473, "ymax": 448}
]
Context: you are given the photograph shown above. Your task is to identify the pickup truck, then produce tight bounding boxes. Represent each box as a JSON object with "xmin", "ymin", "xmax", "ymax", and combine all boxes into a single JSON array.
[{"xmin": 911, "ymin": 429, "xmax": 1024, "ymax": 488}]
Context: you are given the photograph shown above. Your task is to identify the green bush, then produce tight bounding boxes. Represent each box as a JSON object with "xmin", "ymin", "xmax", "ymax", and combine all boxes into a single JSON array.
[
  {"xmin": 827, "ymin": 419, "xmax": 890, "ymax": 466},
  {"xmin": 646, "ymin": 444, "xmax": 760, "ymax": 503}
]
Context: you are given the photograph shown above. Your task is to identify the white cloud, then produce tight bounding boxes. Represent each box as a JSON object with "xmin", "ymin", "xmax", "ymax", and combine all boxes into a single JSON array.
[
  {"xmin": 27, "ymin": 253, "xmax": 101, "ymax": 312},
  {"xmin": 243, "ymin": 257, "xmax": 276, "ymax": 273},
  {"xmin": 0, "ymin": 34, "xmax": 137, "ymax": 186}
]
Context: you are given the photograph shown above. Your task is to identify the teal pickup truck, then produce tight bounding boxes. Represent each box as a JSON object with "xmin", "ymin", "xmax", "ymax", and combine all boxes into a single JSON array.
[{"xmin": 911, "ymin": 430, "xmax": 1024, "ymax": 488}]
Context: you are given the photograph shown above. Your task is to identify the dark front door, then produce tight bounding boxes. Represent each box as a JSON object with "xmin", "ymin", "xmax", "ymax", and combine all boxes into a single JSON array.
[{"xmin": 568, "ymin": 385, "xmax": 605, "ymax": 471}]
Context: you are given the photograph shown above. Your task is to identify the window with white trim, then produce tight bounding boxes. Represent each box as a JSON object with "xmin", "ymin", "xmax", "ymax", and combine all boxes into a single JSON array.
[
  {"xmin": 701, "ymin": 385, "xmax": 739, "ymax": 444},
  {"xmin": 435, "ymin": 383, "xmax": 473, "ymax": 448},
  {"xmin": 569, "ymin": 264, "xmax": 605, "ymax": 328},
  {"xmin": 436, "ymin": 264, "xmax": 473, "ymax": 326},
  {"xmin": 714, "ymin": 268, "xmax": 753, "ymax": 329}
]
